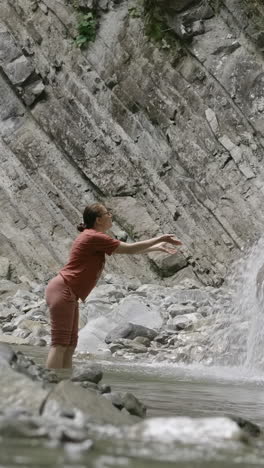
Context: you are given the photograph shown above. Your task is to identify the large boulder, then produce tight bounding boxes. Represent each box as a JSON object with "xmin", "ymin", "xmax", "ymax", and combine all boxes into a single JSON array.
[
  {"xmin": 105, "ymin": 322, "xmax": 158, "ymax": 344},
  {"xmin": 42, "ymin": 380, "xmax": 138, "ymax": 425},
  {"xmin": 0, "ymin": 357, "xmax": 48, "ymax": 413},
  {"xmin": 113, "ymin": 297, "xmax": 163, "ymax": 329},
  {"xmin": 104, "ymin": 391, "xmax": 146, "ymax": 418},
  {"xmin": 71, "ymin": 364, "xmax": 103, "ymax": 384}
]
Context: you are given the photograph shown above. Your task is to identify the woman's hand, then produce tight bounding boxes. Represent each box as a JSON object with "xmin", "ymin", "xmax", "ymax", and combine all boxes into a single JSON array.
[
  {"xmin": 153, "ymin": 242, "xmax": 178, "ymax": 254},
  {"xmin": 158, "ymin": 235, "xmax": 182, "ymax": 246}
]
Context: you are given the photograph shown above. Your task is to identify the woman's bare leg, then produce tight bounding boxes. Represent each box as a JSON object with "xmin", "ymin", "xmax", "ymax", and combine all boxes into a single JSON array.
[
  {"xmin": 45, "ymin": 345, "xmax": 66, "ymax": 369},
  {"xmin": 63, "ymin": 346, "xmax": 76, "ymax": 368}
]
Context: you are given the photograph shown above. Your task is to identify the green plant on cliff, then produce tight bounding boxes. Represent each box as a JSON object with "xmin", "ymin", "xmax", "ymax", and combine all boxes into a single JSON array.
[
  {"xmin": 74, "ymin": 12, "xmax": 97, "ymax": 48},
  {"xmin": 209, "ymin": 0, "xmax": 221, "ymax": 14},
  {"xmin": 142, "ymin": 0, "xmax": 175, "ymax": 45}
]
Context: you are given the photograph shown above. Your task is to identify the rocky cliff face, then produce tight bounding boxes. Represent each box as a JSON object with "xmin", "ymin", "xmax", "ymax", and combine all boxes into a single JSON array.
[{"xmin": 0, "ymin": 0, "xmax": 264, "ymax": 286}]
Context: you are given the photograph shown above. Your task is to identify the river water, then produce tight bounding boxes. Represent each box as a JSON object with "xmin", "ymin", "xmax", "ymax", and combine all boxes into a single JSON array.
[
  {"xmin": 2, "ymin": 346, "xmax": 264, "ymax": 468},
  {"xmin": 2, "ymin": 240, "xmax": 264, "ymax": 467}
]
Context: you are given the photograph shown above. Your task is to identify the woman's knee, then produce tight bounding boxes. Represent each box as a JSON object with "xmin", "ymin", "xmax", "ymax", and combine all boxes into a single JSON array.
[{"xmin": 64, "ymin": 345, "xmax": 76, "ymax": 355}]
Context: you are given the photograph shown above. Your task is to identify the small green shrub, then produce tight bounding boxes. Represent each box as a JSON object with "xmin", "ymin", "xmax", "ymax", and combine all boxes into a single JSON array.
[
  {"xmin": 74, "ymin": 12, "xmax": 97, "ymax": 48},
  {"xmin": 142, "ymin": 0, "xmax": 174, "ymax": 44},
  {"xmin": 145, "ymin": 18, "xmax": 168, "ymax": 42},
  {"xmin": 128, "ymin": 6, "xmax": 142, "ymax": 18}
]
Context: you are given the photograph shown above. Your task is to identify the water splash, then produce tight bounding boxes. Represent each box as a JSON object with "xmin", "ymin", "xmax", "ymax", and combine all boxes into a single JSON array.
[{"xmin": 210, "ymin": 238, "xmax": 264, "ymax": 370}]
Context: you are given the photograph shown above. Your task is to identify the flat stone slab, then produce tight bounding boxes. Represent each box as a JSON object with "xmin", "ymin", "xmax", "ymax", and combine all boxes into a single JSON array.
[
  {"xmin": 0, "ymin": 359, "xmax": 47, "ymax": 413},
  {"xmin": 42, "ymin": 380, "xmax": 139, "ymax": 425}
]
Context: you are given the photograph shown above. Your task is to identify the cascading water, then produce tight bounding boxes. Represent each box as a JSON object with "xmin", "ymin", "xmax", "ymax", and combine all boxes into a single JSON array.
[
  {"xmin": 209, "ymin": 238, "xmax": 264, "ymax": 370},
  {"xmin": 76, "ymin": 241, "xmax": 264, "ymax": 370}
]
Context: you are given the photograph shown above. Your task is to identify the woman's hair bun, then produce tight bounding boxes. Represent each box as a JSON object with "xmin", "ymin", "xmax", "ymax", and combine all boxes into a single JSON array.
[{"xmin": 77, "ymin": 223, "xmax": 85, "ymax": 232}]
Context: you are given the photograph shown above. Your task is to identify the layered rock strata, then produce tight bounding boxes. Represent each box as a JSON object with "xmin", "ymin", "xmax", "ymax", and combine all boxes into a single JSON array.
[{"xmin": 0, "ymin": 0, "xmax": 264, "ymax": 286}]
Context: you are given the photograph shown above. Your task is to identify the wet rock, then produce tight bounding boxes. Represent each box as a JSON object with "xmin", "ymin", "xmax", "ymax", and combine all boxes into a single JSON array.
[
  {"xmin": 0, "ymin": 417, "xmax": 48, "ymax": 439},
  {"xmin": 121, "ymin": 392, "xmax": 146, "ymax": 418},
  {"xmin": 104, "ymin": 391, "xmax": 123, "ymax": 410},
  {"xmin": 29, "ymin": 337, "xmax": 47, "ymax": 346},
  {"xmin": 71, "ymin": 365, "xmax": 103, "ymax": 384},
  {"xmin": 80, "ymin": 381, "xmax": 98, "ymax": 391},
  {"xmin": 0, "ymin": 358, "xmax": 48, "ymax": 413},
  {"xmin": 0, "ymin": 343, "xmax": 16, "ymax": 364},
  {"xmin": 153, "ymin": 332, "xmax": 170, "ymax": 345},
  {"xmin": 229, "ymin": 415, "xmax": 261, "ymax": 437},
  {"xmin": 98, "ymin": 383, "xmax": 111, "ymax": 394},
  {"xmin": 104, "ymin": 391, "xmax": 146, "ymax": 417},
  {"xmin": 167, "ymin": 312, "xmax": 203, "ymax": 330},
  {"xmin": 0, "ymin": 334, "xmax": 31, "ymax": 345},
  {"xmin": 12, "ymin": 351, "xmax": 59, "ymax": 383},
  {"xmin": 42, "ymin": 381, "xmax": 137, "ymax": 425}
]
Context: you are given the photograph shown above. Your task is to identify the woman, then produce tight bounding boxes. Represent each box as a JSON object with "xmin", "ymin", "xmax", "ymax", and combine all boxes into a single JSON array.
[{"xmin": 45, "ymin": 203, "xmax": 182, "ymax": 369}]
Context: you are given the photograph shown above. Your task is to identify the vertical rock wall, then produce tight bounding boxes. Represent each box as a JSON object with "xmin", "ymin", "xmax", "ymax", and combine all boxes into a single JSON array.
[{"xmin": 0, "ymin": 0, "xmax": 264, "ymax": 286}]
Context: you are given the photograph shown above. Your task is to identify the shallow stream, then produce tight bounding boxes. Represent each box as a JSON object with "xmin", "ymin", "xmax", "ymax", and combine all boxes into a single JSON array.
[{"xmin": 1, "ymin": 346, "xmax": 264, "ymax": 468}]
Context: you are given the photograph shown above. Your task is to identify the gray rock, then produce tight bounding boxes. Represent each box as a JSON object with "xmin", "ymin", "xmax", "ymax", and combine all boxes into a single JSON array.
[
  {"xmin": 105, "ymin": 322, "xmax": 133, "ymax": 343},
  {"xmin": 133, "ymin": 336, "xmax": 151, "ymax": 347},
  {"xmin": 2, "ymin": 55, "xmax": 34, "ymax": 85},
  {"xmin": 105, "ymin": 322, "xmax": 158, "ymax": 343},
  {"xmin": 2, "ymin": 323, "xmax": 17, "ymax": 333},
  {"xmin": 22, "ymin": 80, "xmax": 45, "ymax": 106},
  {"xmin": 0, "ymin": 280, "xmax": 21, "ymax": 297},
  {"xmin": 42, "ymin": 381, "xmax": 137, "ymax": 425},
  {"xmin": 0, "ymin": 343, "xmax": 16, "ymax": 364},
  {"xmin": 104, "ymin": 391, "xmax": 146, "ymax": 417},
  {"xmin": 0, "ymin": 257, "xmax": 10, "ymax": 279},
  {"xmin": 80, "ymin": 381, "xmax": 98, "ymax": 391},
  {"xmin": 98, "ymin": 383, "xmax": 111, "ymax": 394},
  {"xmin": 121, "ymin": 392, "xmax": 146, "ymax": 418},
  {"xmin": 167, "ymin": 304, "xmax": 197, "ymax": 317},
  {"xmin": 191, "ymin": 20, "xmax": 205, "ymax": 36},
  {"xmin": 0, "ymin": 30, "xmax": 21, "ymax": 63},
  {"xmin": 167, "ymin": 312, "xmax": 203, "ymax": 331},
  {"xmin": 0, "ymin": 359, "xmax": 48, "ymax": 413},
  {"xmin": 159, "ymin": 254, "xmax": 188, "ymax": 277},
  {"xmin": 104, "ymin": 391, "xmax": 124, "ymax": 410},
  {"xmin": 229, "ymin": 415, "xmax": 261, "ymax": 437},
  {"xmin": 71, "ymin": 365, "xmax": 103, "ymax": 384},
  {"xmin": 110, "ymin": 338, "xmax": 148, "ymax": 353},
  {"xmin": 0, "ymin": 418, "xmax": 48, "ymax": 439}
]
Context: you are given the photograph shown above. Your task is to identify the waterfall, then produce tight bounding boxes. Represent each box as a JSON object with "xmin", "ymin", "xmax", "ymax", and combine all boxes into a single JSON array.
[{"xmin": 210, "ymin": 238, "xmax": 264, "ymax": 370}]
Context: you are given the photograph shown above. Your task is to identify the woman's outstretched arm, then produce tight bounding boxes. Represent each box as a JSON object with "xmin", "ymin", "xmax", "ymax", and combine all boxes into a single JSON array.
[{"xmin": 114, "ymin": 235, "xmax": 182, "ymax": 255}]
